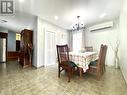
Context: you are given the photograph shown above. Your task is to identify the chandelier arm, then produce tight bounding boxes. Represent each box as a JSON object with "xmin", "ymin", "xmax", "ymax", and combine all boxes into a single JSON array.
[{"xmin": 72, "ymin": 16, "xmax": 85, "ymax": 31}]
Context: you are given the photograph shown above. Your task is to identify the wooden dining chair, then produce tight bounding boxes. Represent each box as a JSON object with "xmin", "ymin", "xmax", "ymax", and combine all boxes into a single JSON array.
[
  {"xmin": 56, "ymin": 44, "xmax": 77, "ymax": 82},
  {"xmin": 86, "ymin": 44, "xmax": 108, "ymax": 80},
  {"xmin": 85, "ymin": 46, "xmax": 93, "ymax": 52},
  {"xmin": 101, "ymin": 45, "xmax": 108, "ymax": 74}
]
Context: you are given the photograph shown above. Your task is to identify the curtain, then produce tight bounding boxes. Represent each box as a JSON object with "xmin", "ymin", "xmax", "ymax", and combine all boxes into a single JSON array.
[
  {"xmin": 68, "ymin": 29, "xmax": 85, "ymax": 52},
  {"xmin": 73, "ymin": 30, "xmax": 82, "ymax": 52}
]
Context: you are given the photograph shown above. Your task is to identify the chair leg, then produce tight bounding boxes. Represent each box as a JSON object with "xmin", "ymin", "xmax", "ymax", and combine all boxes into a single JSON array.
[
  {"xmin": 97, "ymin": 74, "xmax": 100, "ymax": 80},
  {"xmin": 58, "ymin": 66, "xmax": 60, "ymax": 78},
  {"xmin": 97, "ymin": 70, "xmax": 101, "ymax": 80},
  {"xmin": 101, "ymin": 67, "xmax": 103, "ymax": 74},
  {"xmin": 68, "ymin": 69, "xmax": 71, "ymax": 82},
  {"xmin": 104, "ymin": 64, "xmax": 106, "ymax": 72},
  {"xmin": 71, "ymin": 68, "xmax": 75, "ymax": 74},
  {"xmin": 102, "ymin": 64, "xmax": 105, "ymax": 74},
  {"xmin": 79, "ymin": 67, "xmax": 83, "ymax": 78}
]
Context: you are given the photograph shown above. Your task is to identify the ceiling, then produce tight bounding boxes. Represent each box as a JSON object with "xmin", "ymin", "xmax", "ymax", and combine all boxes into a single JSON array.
[{"xmin": 0, "ymin": 0, "xmax": 122, "ymax": 32}]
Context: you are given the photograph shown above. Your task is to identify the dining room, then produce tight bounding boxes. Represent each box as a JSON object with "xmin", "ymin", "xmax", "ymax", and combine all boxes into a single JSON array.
[
  {"xmin": 56, "ymin": 19, "xmax": 118, "ymax": 81},
  {"xmin": 0, "ymin": 0, "xmax": 127, "ymax": 95}
]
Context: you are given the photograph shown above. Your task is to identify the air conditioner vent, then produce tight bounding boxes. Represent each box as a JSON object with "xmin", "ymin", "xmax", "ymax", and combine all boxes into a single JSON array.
[{"xmin": 89, "ymin": 21, "xmax": 113, "ymax": 32}]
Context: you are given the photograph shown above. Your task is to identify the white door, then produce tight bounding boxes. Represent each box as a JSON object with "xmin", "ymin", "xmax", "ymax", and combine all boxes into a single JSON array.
[{"xmin": 45, "ymin": 31, "xmax": 56, "ymax": 67}]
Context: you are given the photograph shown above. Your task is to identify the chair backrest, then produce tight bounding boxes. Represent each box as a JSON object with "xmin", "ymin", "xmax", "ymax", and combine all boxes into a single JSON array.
[
  {"xmin": 101, "ymin": 45, "xmax": 108, "ymax": 68},
  {"xmin": 97, "ymin": 45, "xmax": 108, "ymax": 69},
  {"xmin": 97, "ymin": 45, "xmax": 104, "ymax": 68},
  {"xmin": 56, "ymin": 45, "xmax": 69, "ymax": 64},
  {"xmin": 85, "ymin": 46, "xmax": 93, "ymax": 52}
]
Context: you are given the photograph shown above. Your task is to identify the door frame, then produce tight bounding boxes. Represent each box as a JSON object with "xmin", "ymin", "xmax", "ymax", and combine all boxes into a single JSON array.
[
  {"xmin": 0, "ymin": 32, "xmax": 8, "ymax": 63},
  {"xmin": 44, "ymin": 30, "xmax": 56, "ymax": 67}
]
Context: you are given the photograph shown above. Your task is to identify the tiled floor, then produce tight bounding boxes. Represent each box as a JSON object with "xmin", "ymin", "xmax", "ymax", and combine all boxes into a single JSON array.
[{"xmin": 0, "ymin": 61, "xmax": 127, "ymax": 95}]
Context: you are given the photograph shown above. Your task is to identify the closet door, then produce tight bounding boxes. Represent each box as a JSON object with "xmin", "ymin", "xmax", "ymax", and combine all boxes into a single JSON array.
[{"xmin": 45, "ymin": 31, "xmax": 56, "ymax": 66}]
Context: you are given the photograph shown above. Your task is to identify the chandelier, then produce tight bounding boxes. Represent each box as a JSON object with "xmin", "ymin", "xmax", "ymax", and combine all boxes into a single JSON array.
[{"xmin": 72, "ymin": 16, "xmax": 85, "ymax": 31}]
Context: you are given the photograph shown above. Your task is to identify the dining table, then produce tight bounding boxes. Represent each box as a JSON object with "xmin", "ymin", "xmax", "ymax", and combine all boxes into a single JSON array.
[{"xmin": 69, "ymin": 51, "xmax": 97, "ymax": 77}]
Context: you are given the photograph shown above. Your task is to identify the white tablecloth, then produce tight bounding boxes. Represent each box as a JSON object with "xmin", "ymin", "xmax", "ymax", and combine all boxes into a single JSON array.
[{"xmin": 69, "ymin": 52, "xmax": 97, "ymax": 72}]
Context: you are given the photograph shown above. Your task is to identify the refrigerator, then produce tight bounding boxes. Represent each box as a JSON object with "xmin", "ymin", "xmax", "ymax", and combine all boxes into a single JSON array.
[{"xmin": 0, "ymin": 38, "xmax": 6, "ymax": 63}]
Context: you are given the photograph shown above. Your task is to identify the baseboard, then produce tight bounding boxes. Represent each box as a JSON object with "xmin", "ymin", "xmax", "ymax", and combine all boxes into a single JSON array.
[
  {"xmin": 120, "ymin": 67, "xmax": 127, "ymax": 84},
  {"xmin": 33, "ymin": 64, "xmax": 44, "ymax": 69},
  {"xmin": 106, "ymin": 64, "xmax": 127, "ymax": 84},
  {"xmin": 44, "ymin": 63, "xmax": 56, "ymax": 67}
]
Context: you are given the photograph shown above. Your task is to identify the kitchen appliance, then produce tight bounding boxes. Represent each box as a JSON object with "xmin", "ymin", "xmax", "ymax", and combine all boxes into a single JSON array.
[{"xmin": 0, "ymin": 37, "xmax": 6, "ymax": 63}]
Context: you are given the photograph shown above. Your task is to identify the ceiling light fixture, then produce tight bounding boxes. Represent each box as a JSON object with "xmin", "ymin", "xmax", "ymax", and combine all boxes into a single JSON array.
[
  {"xmin": 72, "ymin": 16, "xmax": 85, "ymax": 31},
  {"xmin": 100, "ymin": 13, "xmax": 106, "ymax": 18},
  {"xmin": 54, "ymin": 16, "xmax": 58, "ymax": 20},
  {"xmin": 0, "ymin": 19, "xmax": 7, "ymax": 23},
  {"xmin": 19, "ymin": 0, "xmax": 24, "ymax": 3}
]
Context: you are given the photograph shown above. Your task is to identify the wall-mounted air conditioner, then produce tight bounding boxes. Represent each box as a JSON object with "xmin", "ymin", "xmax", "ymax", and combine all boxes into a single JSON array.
[{"xmin": 89, "ymin": 21, "xmax": 113, "ymax": 32}]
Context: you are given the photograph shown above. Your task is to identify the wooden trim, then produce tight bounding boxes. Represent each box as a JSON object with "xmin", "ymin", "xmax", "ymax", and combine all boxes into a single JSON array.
[{"xmin": 7, "ymin": 51, "xmax": 19, "ymax": 61}]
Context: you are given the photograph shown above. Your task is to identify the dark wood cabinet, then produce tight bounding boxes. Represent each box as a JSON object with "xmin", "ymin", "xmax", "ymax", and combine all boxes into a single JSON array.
[
  {"xmin": 16, "ymin": 40, "xmax": 20, "ymax": 51},
  {"xmin": 7, "ymin": 51, "xmax": 19, "ymax": 61},
  {"xmin": 19, "ymin": 29, "xmax": 33, "ymax": 68}
]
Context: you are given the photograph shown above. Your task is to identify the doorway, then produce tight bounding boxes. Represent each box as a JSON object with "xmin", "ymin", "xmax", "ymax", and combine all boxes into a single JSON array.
[{"xmin": 45, "ymin": 31, "xmax": 56, "ymax": 67}]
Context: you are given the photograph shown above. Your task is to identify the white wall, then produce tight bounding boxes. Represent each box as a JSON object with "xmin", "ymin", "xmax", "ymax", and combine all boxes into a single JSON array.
[
  {"xmin": 85, "ymin": 20, "xmax": 119, "ymax": 66},
  {"xmin": 0, "ymin": 27, "xmax": 16, "ymax": 51},
  {"xmin": 119, "ymin": 0, "xmax": 127, "ymax": 83},
  {"xmin": 32, "ymin": 16, "xmax": 38, "ymax": 67},
  {"xmin": 34, "ymin": 17, "xmax": 69, "ymax": 68},
  {"xmin": 0, "ymin": 27, "xmax": 8, "ymax": 33},
  {"xmin": 8, "ymin": 31, "xmax": 16, "ymax": 51}
]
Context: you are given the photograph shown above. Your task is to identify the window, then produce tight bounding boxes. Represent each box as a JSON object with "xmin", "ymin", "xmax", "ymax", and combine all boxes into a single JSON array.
[
  {"xmin": 73, "ymin": 31, "xmax": 82, "ymax": 52},
  {"xmin": 16, "ymin": 33, "xmax": 21, "ymax": 41}
]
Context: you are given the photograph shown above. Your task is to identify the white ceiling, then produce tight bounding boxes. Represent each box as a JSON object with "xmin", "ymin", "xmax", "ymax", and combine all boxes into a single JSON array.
[
  {"xmin": 0, "ymin": 11, "xmax": 36, "ymax": 32},
  {"xmin": 0, "ymin": 0, "xmax": 122, "ymax": 32}
]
